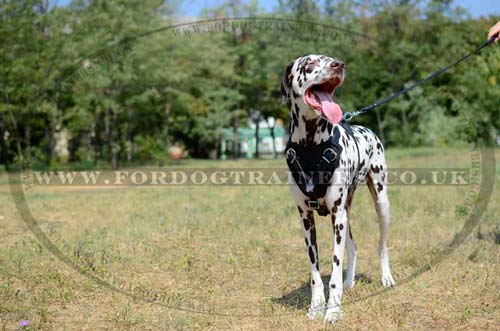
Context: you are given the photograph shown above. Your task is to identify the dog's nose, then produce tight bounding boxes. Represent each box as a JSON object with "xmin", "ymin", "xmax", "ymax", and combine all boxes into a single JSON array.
[{"xmin": 330, "ymin": 60, "xmax": 345, "ymax": 69}]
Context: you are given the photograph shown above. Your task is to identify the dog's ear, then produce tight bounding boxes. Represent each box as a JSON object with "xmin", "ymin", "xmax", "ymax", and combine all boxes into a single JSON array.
[{"xmin": 281, "ymin": 61, "xmax": 294, "ymax": 104}]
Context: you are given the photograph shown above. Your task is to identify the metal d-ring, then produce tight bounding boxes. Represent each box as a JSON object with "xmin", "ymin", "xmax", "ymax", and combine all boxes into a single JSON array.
[
  {"xmin": 322, "ymin": 147, "xmax": 337, "ymax": 163},
  {"xmin": 286, "ymin": 148, "xmax": 297, "ymax": 163}
]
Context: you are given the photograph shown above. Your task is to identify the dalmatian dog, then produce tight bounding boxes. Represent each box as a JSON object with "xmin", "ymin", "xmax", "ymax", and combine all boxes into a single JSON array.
[{"xmin": 281, "ymin": 55, "xmax": 396, "ymax": 323}]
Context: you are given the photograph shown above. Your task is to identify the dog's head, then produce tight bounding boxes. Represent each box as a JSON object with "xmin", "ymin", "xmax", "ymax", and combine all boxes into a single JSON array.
[{"xmin": 281, "ymin": 54, "xmax": 345, "ymax": 124}]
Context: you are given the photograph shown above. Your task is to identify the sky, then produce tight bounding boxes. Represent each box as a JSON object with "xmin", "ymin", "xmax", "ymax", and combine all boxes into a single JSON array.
[{"xmin": 54, "ymin": 0, "xmax": 499, "ymax": 18}]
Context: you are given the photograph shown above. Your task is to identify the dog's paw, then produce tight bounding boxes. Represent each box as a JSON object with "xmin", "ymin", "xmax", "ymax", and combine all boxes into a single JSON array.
[
  {"xmin": 381, "ymin": 273, "xmax": 396, "ymax": 288},
  {"xmin": 306, "ymin": 298, "xmax": 326, "ymax": 320},
  {"xmin": 323, "ymin": 305, "xmax": 343, "ymax": 324}
]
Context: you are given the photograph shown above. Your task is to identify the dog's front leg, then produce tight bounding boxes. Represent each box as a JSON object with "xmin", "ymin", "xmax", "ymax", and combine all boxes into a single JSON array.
[
  {"xmin": 324, "ymin": 194, "xmax": 348, "ymax": 323},
  {"xmin": 297, "ymin": 206, "xmax": 326, "ymax": 319}
]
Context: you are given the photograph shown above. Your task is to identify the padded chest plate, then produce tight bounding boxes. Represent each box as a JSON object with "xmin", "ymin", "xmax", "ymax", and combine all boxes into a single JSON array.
[{"xmin": 285, "ymin": 126, "xmax": 343, "ymax": 201}]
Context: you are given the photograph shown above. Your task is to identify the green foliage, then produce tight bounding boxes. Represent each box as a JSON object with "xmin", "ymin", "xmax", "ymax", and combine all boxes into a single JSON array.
[{"xmin": 0, "ymin": 0, "xmax": 498, "ymax": 168}]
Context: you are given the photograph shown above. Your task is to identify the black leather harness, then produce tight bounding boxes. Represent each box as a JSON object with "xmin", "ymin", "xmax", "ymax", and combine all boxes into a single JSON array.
[{"xmin": 285, "ymin": 122, "xmax": 359, "ymax": 216}]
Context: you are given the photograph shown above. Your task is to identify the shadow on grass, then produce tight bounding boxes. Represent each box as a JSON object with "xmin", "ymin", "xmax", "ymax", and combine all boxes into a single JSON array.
[{"xmin": 272, "ymin": 272, "xmax": 374, "ymax": 310}]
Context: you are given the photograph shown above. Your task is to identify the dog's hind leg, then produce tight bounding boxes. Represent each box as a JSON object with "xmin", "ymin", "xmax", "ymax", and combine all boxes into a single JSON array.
[
  {"xmin": 344, "ymin": 187, "xmax": 357, "ymax": 289},
  {"xmin": 344, "ymin": 222, "xmax": 357, "ymax": 289},
  {"xmin": 297, "ymin": 205, "xmax": 326, "ymax": 319},
  {"xmin": 367, "ymin": 170, "xmax": 396, "ymax": 288}
]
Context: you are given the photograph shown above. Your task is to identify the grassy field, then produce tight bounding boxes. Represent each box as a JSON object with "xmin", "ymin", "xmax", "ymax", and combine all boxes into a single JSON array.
[{"xmin": 0, "ymin": 147, "xmax": 499, "ymax": 330}]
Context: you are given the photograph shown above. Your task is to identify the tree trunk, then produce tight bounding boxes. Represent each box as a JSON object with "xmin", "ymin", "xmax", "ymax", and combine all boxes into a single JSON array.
[
  {"xmin": 163, "ymin": 100, "xmax": 171, "ymax": 149},
  {"xmin": 105, "ymin": 107, "xmax": 111, "ymax": 161},
  {"xmin": 265, "ymin": 117, "xmax": 277, "ymax": 158},
  {"xmin": 45, "ymin": 117, "xmax": 54, "ymax": 165},
  {"xmin": 231, "ymin": 33, "xmax": 246, "ymax": 160},
  {"xmin": 8, "ymin": 109, "xmax": 23, "ymax": 165},
  {"xmin": 105, "ymin": 107, "xmax": 119, "ymax": 169},
  {"xmin": 0, "ymin": 115, "xmax": 8, "ymax": 170},
  {"xmin": 269, "ymin": 124, "xmax": 277, "ymax": 158},
  {"xmin": 254, "ymin": 118, "xmax": 260, "ymax": 159},
  {"xmin": 401, "ymin": 108, "xmax": 409, "ymax": 145},
  {"xmin": 111, "ymin": 111, "xmax": 119, "ymax": 170},
  {"xmin": 126, "ymin": 107, "xmax": 134, "ymax": 162},
  {"xmin": 92, "ymin": 104, "xmax": 100, "ymax": 165},
  {"xmin": 24, "ymin": 115, "xmax": 31, "ymax": 159},
  {"xmin": 232, "ymin": 116, "xmax": 240, "ymax": 159}
]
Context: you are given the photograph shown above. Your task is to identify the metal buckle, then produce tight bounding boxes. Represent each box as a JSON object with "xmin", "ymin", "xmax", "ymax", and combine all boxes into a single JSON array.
[
  {"xmin": 308, "ymin": 200, "xmax": 320, "ymax": 209},
  {"xmin": 322, "ymin": 148, "xmax": 337, "ymax": 163},
  {"xmin": 286, "ymin": 148, "xmax": 297, "ymax": 163}
]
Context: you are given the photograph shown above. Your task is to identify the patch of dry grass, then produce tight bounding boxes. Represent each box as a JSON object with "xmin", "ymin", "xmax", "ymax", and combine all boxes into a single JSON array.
[{"xmin": 0, "ymin": 147, "xmax": 499, "ymax": 330}]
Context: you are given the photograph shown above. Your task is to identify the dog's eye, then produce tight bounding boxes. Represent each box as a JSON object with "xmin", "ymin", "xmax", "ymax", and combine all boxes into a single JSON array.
[{"xmin": 305, "ymin": 61, "xmax": 317, "ymax": 73}]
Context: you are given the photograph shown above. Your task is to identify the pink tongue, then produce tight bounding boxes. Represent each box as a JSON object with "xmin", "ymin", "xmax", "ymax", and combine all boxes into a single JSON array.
[{"xmin": 315, "ymin": 90, "xmax": 343, "ymax": 124}]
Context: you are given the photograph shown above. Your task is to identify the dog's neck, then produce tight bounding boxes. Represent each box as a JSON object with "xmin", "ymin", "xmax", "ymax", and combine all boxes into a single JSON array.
[{"xmin": 289, "ymin": 99, "xmax": 333, "ymax": 146}]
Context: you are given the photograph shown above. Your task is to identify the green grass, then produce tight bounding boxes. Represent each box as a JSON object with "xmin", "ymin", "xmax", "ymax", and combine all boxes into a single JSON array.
[{"xmin": 0, "ymin": 147, "xmax": 499, "ymax": 330}]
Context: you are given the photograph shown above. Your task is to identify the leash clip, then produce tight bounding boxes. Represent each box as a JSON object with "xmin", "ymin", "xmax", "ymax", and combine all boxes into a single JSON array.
[{"xmin": 342, "ymin": 112, "xmax": 353, "ymax": 122}]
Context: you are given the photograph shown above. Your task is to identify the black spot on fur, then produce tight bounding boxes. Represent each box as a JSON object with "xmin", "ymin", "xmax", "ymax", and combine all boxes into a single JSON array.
[
  {"xmin": 331, "ymin": 284, "xmax": 336, "ymax": 289},
  {"xmin": 333, "ymin": 255, "xmax": 340, "ymax": 266},
  {"xmin": 320, "ymin": 119, "xmax": 328, "ymax": 132},
  {"xmin": 342, "ymin": 136, "xmax": 348, "ymax": 146},
  {"xmin": 292, "ymin": 112, "xmax": 298, "ymax": 129},
  {"xmin": 377, "ymin": 183, "xmax": 383, "ymax": 193},
  {"xmin": 310, "ymin": 227, "xmax": 317, "ymax": 250},
  {"xmin": 308, "ymin": 246, "xmax": 315, "ymax": 264},
  {"xmin": 304, "ymin": 119, "xmax": 318, "ymax": 146},
  {"xmin": 327, "ymin": 122, "xmax": 333, "ymax": 132},
  {"xmin": 303, "ymin": 218, "xmax": 311, "ymax": 231},
  {"xmin": 331, "ymin": 197, "xmax": 342, "ymax": 214}
]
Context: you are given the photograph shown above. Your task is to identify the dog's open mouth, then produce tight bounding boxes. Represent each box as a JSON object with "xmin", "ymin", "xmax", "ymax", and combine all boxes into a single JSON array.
[{"xmin": 304, "ymin": 77, "xmax": 343, "ymax": 124}]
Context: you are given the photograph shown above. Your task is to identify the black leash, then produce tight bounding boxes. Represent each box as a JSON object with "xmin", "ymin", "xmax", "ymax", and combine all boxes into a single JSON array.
[{"xmin": 342, "ymin": 33, "xmax": 499, "ymax": 122}]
